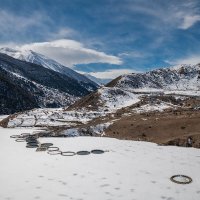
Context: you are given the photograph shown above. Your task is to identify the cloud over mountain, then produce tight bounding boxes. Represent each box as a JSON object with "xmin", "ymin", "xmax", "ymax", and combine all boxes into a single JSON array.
[{"xmin": 16, "ymin": 39, "xmax": 122, "ymax": 67}]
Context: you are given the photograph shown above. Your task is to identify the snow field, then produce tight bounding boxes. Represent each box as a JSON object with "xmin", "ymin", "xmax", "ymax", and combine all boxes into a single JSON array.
[
  {"xmin": 132, "ymin": 102, "xmax": 174, "ymax": 113},
  {"xmin": 0, "ymin": 127, "xmax": 200, "ymax": 200}
]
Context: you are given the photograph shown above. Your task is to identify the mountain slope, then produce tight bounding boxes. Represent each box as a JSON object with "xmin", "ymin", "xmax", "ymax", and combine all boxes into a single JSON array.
[
  {"xmin": 68, "ymin": 64, "xmax": 200, "ymax": 112},
  {"xmin": 0, "ymin": 47, "xmax": 98, "ymax": 91},
  {"xmin": 0, "ymin": 53, "xmax": 95, "ymax": 114},
  {"xmin": 0, "ymin": 67, "xmax": 38, "ymax": 114},
  {"xmin": 107, "ymin": 64, "xmax": 200, "ymax": 91}
]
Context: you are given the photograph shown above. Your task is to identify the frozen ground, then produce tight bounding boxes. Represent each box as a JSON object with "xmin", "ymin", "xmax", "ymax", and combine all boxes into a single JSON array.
[
  {"xmin": 130, "ymin": 88, "xmax": 200, "ymax": 96},
  {"xmin": 0, "ymin": 127, "xmax": 200, "ymax": 200},
  {"xmin": 132, "ymin": 102, "xmax": 175, "ymax": 113},
  {"xmin": 6, "ymin": 109, "xmax": 106, "ymax": 128},
  {"xmin": 4, "ymin": 101, "xmax": 173, "ymax": 129}
]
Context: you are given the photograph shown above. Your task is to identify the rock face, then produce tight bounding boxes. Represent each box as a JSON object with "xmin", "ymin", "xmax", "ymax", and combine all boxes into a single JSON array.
[
  {"xmin": 107, "ymin": 65, "xmax": 200, "ymax": 91},
  {"xmin": 0, "ymin": 53, "xmax": 97, "ymax": 114}
]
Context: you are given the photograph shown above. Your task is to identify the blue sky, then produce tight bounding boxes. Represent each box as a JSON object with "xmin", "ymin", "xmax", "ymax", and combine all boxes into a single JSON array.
[{"xmin": 0, "ymin": 0, "xmax": 200, "ymax": 78}]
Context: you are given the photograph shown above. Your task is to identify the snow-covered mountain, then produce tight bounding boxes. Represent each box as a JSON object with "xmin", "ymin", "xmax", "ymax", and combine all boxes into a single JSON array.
[
  {"xmin": 0, "ymin": 47, "xmax": 98, "ymax": 91},
  {"xmin": 0, "ymin": 53, "xmax": 96, "ymax": 114},
  {"xmin": 68, "ymin": 64, "xmax": 200, "ymax": 112},
  {"xmin": 107, "ymin": 64, "xmax": 200, "ymax": 91}
]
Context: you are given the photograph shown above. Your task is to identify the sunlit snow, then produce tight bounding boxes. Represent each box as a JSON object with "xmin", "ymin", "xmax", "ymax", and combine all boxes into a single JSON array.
[{"xmin": 0, "ymin": 127, "xmax": 199, "ymax": 200}]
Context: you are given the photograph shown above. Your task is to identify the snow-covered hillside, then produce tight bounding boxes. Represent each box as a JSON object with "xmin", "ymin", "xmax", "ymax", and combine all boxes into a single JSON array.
[
  {"xmin": 67, "ymin": 86, "xmax": 142, "ymax": 112},
  {"xmin": 98, "ymin": 87, "xmax": 141, "ymax": 111},
  {"xmin": 0, "ymin": 47, "xmax": 98, "ymax": 91},
  {"xmin": 0, "ymin": 53, "xmax": 97, "ymax": 114},
  {"xmin": 67, "ymin": 64, "xmax": 200, "ymax": 113},
  {"xmin": 108, "ymin": 64, "xmax": 200, "ymax": 92},
  {"xmin": 0, "ymin": 127, "xmax": 199, "ymax": 200}
]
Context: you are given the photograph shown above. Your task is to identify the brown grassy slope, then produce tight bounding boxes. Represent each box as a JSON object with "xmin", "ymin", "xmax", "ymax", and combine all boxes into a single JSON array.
[
  {"xmin": 106, "ymin": 76, "xmax": 122, "ymax": 87},
  {"xmin": 105, "ymin": 109, "xmax": 200, "ymax": 148},
  {"xmin": 66, "ymin": 91, "xmax": 102, "ymax": 111}
]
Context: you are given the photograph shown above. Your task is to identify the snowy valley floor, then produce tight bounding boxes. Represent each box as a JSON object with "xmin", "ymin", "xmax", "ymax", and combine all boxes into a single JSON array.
[{"xmin": 0, "ymin": 127, "xmax": 200, "ymax": 200}]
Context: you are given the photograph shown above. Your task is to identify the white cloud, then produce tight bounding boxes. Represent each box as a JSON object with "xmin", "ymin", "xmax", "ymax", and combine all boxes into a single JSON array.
[
  {"xmin": 127, "ymin": 1, "xmax": 200, "ymax": 30},
  {"xmin": 86, "ymin": 69, "xmax": 141, "ymax": 79},
  {"xmin": 16, "ymin": 39, "xmax": 122, "ymax": 67},
  {"xmin": 178, "ymin": 14, "xmax": 200, "ymax": 29},
  {"xmin": 119, "ymin": 51, "xmax": 149, "ymax": 58},
  {"xmin": 47, "ymin": 28, "xmax": 77, "ymax": 39},
  {"xmin": 0, "ymin": 10, "xmax": 49, "ymax": 33},
  {"xmin": 166, "ymin": 55, "xmax": 200, "ymax": 65}
]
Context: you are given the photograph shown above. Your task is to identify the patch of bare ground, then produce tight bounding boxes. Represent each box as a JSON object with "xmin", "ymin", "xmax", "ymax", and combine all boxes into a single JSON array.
[
  {"xmin": 0, "ymin": 113, "xmax": 19, "ymax": 128},
  {"xmin": 106, "ymin": 75, "xmax": 122, "ymax": 87},
  {"xmin": 66, "ymin": 91, "xmax": 102, "ymax": 111},
  {"xmin": 105, "ymin": 109, "xmax": 200, "ymax": 148}
]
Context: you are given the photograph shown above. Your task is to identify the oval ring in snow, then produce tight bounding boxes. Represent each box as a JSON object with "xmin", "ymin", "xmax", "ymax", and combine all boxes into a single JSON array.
[
  {"xmin": 170, "ymin": 175, "xmax": 192, "ymax": 184},
  {"xmin": 21, "ymin": 133, "xmax": 31, "ymax": 137},
  {"xmin": 41, "ymin": 143, "xmax": 53, "ymax": 148},
  {"xmin": 26, "ymin": 144, "xmax": 39, "ymax": 148},
  {"xmin": 61, "ymin": 151, "xmax": 76, "ymax": 156},
  {"xmin": 91, "ymin": 149, "xmax": 105, "ymax": 154},
  {"xmin": 76, "ymin": 151, "xmax": 90, "ymax": 155},
  {"xmin": 48, "ymin": 147, "xmax": 59, "ymax": 151},
  {"xmin": 10, "ymin": 135, "xmax": 21, "ymax": 138},
  {"xmin": 47, "ymin": 150, "xmax": 62, "ymax": 155},
  {"xmin": 15, "ymin": 138, "xmax": 26, "ymax": 142}
]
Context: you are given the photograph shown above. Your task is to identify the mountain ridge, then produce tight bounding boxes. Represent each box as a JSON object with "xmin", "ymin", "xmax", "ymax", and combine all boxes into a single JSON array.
[
  {"xmin": 0, "ymin": 47, "xmax": 98, "ymax": 91},
  {"xmin": 0, "ymin": 53, "xmax": 97, "ymax": 114},
  {"xmin": 107, "ymin": 64, "xmax": 200, "ymax": 91},
  {"xmin": 68, "ymin": 64, "xmax": 200, "ymax": 112}
]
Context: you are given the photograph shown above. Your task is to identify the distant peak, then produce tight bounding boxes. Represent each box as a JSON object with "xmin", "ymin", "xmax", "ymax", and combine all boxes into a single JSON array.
[{"xmin": 0, "ymin": 47, "xmax": 18, "ymax": 53}]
